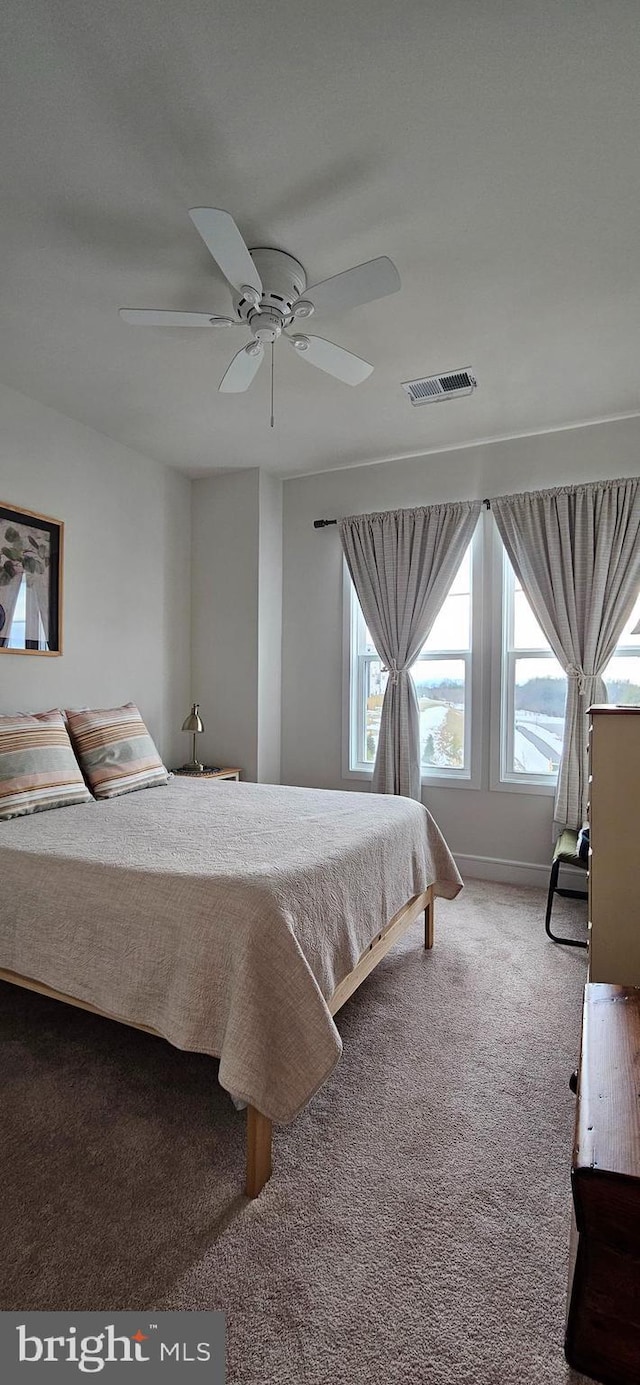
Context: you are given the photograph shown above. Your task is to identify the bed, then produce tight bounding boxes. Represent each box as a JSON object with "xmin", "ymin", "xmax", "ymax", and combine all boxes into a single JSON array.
[{"xmin": 0, "ymin": 777, "xmax": 462, "ymax": 1195}]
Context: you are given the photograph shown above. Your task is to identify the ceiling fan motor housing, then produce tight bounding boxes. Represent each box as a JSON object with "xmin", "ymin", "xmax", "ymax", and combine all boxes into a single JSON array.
[
  {"xmin": 233, "ymin": 248, "xmax": 308, "ymax": 337},
  {"xmin": 250, "ymin": 311, "xmax": 284, "ymax": 343}
]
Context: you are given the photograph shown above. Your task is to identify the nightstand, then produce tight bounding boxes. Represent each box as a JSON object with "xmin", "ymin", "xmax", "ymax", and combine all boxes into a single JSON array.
[{"xmin": 173, "ymin": 767, "xmax": 241, "ymax": 781}]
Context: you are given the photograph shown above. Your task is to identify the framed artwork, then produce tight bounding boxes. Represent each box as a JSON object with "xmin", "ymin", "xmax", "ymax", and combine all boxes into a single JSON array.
[{"xmin": 0, "ymin": 503, "xmax": 64, "ymax": 656}]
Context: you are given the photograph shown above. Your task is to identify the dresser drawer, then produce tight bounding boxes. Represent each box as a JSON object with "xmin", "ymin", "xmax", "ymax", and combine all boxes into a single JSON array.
[{"xmin": 566, "ymin": 984, "xmax": 640, "ymax": 1382}]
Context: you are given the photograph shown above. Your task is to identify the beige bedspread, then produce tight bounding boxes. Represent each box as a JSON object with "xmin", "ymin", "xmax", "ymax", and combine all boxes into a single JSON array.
[{"xmin": 0, "ymin": 779, "xmax": 462, "ymax": 1122}]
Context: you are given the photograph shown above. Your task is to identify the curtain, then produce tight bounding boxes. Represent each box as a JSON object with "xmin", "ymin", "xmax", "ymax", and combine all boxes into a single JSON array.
[
  {"xmin": 493, "ymin": 477, "xmax": 640, "ymax": 830},
  {"xmin": 339, "ymin": 501, "xmax": 480, "ymax": 799}
]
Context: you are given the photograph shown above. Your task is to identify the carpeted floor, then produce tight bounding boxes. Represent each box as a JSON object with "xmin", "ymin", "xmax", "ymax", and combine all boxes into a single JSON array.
[{"xmin": 1, "ymin": 879, "xmax": 591, "ymax": 1383}]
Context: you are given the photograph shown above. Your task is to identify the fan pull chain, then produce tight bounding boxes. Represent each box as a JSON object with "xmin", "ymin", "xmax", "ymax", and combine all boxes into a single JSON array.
[{"xmin": 270, "ymin": 341, "xmax": 275, "ymax": 428}]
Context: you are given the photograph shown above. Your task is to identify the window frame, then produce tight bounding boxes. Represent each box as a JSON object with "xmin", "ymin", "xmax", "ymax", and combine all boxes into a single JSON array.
[
  {"xmin": 490, "ymin": 524, "xmax": 560, "ymax": 795},
  {"xmin": 490, "ymin": 521, "xmax": 640, "ymax": 795},
  {"xmin": 601, "ymin": 637, "xmax": 640, "ymax": 700},
  {"xmin": 342, "ymin": 523, "xmax": 483, "ymax": 789},
  {"xmin": 503, "ymin": 552, "xmax": 565, "ymax": 788}
]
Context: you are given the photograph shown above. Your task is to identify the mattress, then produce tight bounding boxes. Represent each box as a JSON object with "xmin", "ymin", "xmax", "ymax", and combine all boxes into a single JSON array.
[{"xmin": 0, "ymin": 778, "xmax": 462, "ymax": 1122}]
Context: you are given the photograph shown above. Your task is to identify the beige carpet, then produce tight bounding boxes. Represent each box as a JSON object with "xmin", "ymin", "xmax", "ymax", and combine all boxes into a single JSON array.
[{"xmin": 1, "ymin": 880, "xmax": 591, "ymax": 1383}]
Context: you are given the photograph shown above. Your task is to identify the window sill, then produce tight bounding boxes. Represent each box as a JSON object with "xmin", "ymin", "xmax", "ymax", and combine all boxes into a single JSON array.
[
  {"xmin": 345, "ymin": 765, "xmax": 477, "ymax": 790},
  {"xmin": 492, "ymin": 776, "xmax": 557, "ymax": 797}
]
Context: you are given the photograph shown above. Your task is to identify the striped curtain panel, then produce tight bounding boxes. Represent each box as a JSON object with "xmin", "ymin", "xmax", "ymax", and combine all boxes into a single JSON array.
[
  {"xmin": 339, "ymin": 501, "xmax": 480, "ymax": 800},
  {"xmin": 493, "ymin": 477, "xmax": 640, "ymax": 831}
]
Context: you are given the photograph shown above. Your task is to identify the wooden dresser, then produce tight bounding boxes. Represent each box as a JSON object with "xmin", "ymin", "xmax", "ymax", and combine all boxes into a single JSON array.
[
  {"xmin": 566, "ymin": 984, "xmax": 640, "ymax": 1382},
  {"xmin": 588, "ymin": 706, "xmax": 640, "ymax": 987}
]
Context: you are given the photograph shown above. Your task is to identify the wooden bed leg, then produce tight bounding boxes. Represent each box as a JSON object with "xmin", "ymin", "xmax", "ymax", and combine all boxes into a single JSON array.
[
  {"xmin": 424, "ymin": 897, "xmax": 434, "ymax": 951},
  {"xmin": 246, "ymin": 1105, "xmax": 273, "ymax": 1198}
]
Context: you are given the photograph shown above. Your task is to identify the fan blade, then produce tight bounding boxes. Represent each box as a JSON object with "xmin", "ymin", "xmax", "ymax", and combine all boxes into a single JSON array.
[
  {"xmin": 301, "ymin": 256, "xmax": 400, "ymax": 317},
  {"xmin": 189, "ymin": 208, "xmax": 263, "ymax": 296},
  {"xmin": 288, "ymin": 335, "xmax": 373, "ymax": 386},
  {"xmin": 219, "ymin": 344, "xmax": 264, "ymax": 393},
  {"xmin": 119, "ymin": 309, "xmax": 224, "ymax": 327}
]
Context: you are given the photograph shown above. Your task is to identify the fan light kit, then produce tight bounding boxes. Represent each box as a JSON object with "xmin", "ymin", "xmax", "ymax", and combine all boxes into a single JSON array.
[{"xmin": 120, "ymin": 208, "xmax": 401, "ymax": 423}]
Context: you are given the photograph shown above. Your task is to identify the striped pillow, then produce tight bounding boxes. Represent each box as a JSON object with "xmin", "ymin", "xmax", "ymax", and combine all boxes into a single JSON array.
[
  {"xmin": 66, "ymin": 702, "xmax": 169, "ymax": 800},
  {"xmin": 0, "ymin": 710, "xmax": 93, "ymax": 820}
]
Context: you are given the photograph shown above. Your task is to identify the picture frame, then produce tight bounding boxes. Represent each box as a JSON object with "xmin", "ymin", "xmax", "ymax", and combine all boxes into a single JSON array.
[{"xmin": 0, "ymin": 503, "xmax": 64, "ymax": 656}]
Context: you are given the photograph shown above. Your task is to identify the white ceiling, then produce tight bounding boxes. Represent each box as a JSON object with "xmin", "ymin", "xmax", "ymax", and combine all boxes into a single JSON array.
[{"xmin": 1, "ymin": 0, "xmax": 639, "ymax": 477}]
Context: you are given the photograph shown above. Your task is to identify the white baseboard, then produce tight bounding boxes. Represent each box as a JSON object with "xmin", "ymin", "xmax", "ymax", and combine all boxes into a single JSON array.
[{"xmin": 454, "ymin": 852, "xmax": 586, "ymax": 890}]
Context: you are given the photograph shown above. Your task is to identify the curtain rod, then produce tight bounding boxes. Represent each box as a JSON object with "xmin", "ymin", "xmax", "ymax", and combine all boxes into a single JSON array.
[{"xmin": 313, "ymin": 499, "xmax": 491, "ymax": 528}]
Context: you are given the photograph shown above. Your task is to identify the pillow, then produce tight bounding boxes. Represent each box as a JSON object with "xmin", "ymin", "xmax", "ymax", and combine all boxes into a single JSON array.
[
  {"xmin": 0, "ymin": 709, "xmax": 93, "ymax": 820},
  {"xmin": 66, "ymin": 702, "xmax": 169, "ymax": 800}
]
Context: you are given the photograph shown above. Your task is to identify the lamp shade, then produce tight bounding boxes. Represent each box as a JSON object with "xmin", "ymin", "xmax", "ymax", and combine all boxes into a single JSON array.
[{"xmin": 182, "ymin": 703, "xmax": 204, "ymax": 733}]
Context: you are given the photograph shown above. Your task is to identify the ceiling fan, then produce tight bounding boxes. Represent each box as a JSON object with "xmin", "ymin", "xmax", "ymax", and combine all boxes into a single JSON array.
[{"xmin": 119, "ymin": 208, "xmax": 401, "ymax": 394}]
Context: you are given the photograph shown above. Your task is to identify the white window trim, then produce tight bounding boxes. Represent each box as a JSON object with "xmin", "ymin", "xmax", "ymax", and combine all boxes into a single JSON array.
[
  {"xmin": 490, "ymin": 519, "xmax": 640, "ymax": 795},
  {"xmin": 610, "ymin": 643, "xmax": 640, "ymax": 663},
  {"xmin": 489, "ymin": 519, "xmax": 559, "ymax": 796},
  {"xmin": 342, "ymin": 523, "xmax": 483, "ymax": 790}
]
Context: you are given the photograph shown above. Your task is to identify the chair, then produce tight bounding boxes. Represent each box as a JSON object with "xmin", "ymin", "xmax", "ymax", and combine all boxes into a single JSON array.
[{"xmin": 545, "ymin": 829, "xmax": 588, "ymax": 949}]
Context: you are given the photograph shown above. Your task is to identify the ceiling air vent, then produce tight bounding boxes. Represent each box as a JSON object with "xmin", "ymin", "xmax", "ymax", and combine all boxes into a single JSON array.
[{"xmin": 402, "ymin": 368, "xmax": 477, "ymax": 406}]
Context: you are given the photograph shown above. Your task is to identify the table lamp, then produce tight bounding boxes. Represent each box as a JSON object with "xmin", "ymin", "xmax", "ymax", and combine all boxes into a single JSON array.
[{"xmin": 181, "ymin": 702, "xmax": 204, "ymax": 771}]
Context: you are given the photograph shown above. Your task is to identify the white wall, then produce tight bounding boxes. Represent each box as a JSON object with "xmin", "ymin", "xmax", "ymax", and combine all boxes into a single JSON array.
[
  {"xmin": 281, "ymin": 416, "xmax": 640, "ymax": 881},
  {"xmin": 0, "ymin": 383, "xmax": 191, "ymax": 767},
  {"xmin": 191, "ymin": 469, "xmax": 261, "ymax": 778},
  {"xmin": 257, "ymin": 472, "xmax": 283, "ymax": 784},
  {"xmin": 191, "ymin": 468, "xmax": 283, "ymax": 782}
]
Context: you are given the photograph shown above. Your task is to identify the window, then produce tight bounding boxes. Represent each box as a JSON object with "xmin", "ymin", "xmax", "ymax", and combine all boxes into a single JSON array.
[
  {"xmin": 501, "ymin": 557, "xmax": 566, "ymax": 782},
  {"xmin": 500, "ymin": 549, "xmax": 640, "ymax": 786},
  {"xmin": 348, "ymin": 542, "xmax": 475, "ymax": 781},
  {"xmin": 604, "ymin": 591, "xmax": 640, "ymax": 703}
]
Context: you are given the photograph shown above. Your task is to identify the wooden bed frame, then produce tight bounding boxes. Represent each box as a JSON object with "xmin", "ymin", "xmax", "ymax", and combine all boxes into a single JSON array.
[{"xmin": 0, "ymin": 885, "xmax": 434, "ymax": 1199}]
